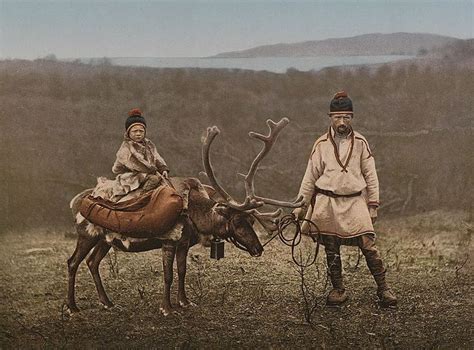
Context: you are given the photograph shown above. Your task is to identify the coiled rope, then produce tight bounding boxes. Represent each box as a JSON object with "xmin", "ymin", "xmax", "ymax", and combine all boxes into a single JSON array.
[{"xmin": 262, "ymin": 214, "xmax": 321, "ymax": 268}]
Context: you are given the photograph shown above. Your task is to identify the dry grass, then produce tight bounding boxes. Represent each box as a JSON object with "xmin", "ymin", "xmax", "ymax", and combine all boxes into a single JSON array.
[{"xmin": 0, "ymin": 210, "xmax": 472, "ymax": 349}]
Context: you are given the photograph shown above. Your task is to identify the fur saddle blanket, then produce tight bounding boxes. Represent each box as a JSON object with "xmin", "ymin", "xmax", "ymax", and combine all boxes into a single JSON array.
[{"xmin": 79, "ymin": 185, "xmax": 183, "ymax": 239}]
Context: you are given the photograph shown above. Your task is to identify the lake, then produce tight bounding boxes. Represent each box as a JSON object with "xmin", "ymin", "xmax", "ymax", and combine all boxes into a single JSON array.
[{"xmin": 85, "ymin": 55, "xmax": 413, "ymax": 73}]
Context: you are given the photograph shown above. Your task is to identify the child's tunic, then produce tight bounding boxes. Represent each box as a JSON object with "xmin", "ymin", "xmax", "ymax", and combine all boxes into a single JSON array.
[{"xmin": 92, "ymin": 135, "xmax": 168, "ymax": 202}]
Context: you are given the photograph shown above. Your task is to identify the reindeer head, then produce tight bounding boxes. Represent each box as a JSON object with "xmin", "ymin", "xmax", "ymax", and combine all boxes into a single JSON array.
[
  {"xmin": 201, "ymin": 118, "xmax": 304, "ymax": 256},
  {"xmin": 212, "ymin": 204, "xmax": 262, "ymax": 257}
]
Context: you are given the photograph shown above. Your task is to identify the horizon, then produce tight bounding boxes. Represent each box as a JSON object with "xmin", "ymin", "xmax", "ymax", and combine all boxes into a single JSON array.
[
  {"xmin": 63, "ymin": 32, "xmax": 467, "ymax": 60},
  {"xmin": 1, "ymin": 1, "xmax": 472, "ymax": 60}
]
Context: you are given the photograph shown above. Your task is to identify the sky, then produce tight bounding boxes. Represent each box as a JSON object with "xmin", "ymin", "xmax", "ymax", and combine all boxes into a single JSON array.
[{"xmin": 0, "ymin": 0, "xmax": 472, "ymax": 59}]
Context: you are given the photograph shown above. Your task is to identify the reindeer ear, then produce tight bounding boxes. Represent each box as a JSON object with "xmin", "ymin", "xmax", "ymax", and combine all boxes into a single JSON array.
[{"xmin": 214, "ymin": 204, "xmax": 231, "ymax": 219}]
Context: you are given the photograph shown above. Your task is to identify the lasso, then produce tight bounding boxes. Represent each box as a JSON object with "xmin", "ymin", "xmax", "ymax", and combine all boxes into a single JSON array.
[{"xmin": 263, "ymin": 214, "xmax": 321, "ymax": 268}]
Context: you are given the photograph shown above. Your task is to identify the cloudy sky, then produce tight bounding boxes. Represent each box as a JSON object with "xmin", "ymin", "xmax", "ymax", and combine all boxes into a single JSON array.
[{"xmin": 0, "ymin": 0, "xmax": 472, "ymax": 59}]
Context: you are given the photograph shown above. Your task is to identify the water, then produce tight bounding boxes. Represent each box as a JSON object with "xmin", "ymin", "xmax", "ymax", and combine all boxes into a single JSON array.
[{"xmin": 86, "ymin": 55, "xmax": 413, "ymax": 73}]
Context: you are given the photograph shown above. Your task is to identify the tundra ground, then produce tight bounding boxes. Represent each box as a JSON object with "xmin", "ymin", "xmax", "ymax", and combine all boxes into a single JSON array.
[{"xmin": 0, "ymin": 210, "xmax": 472, "ymax": 349}]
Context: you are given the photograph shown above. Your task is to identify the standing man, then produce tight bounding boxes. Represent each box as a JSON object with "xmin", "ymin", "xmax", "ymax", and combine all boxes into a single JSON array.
[{"xmin": 293, "ymin": 91, "xmax": 397, "ymax": 307}]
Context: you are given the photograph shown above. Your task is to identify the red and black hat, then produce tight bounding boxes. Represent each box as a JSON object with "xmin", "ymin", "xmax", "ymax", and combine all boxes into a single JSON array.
[
  {"xmin": 329, "ymin": 91, "xmax": 353, "ymax": 115},
  {"xmin": 125, "ymin": 108, "xmax": 147, "ymax": 132}
]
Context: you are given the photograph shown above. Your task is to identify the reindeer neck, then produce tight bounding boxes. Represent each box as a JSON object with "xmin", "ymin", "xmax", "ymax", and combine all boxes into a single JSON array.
[{"xmin": 187, "ymin": 191, "xmax": 225, "ymax": 236}]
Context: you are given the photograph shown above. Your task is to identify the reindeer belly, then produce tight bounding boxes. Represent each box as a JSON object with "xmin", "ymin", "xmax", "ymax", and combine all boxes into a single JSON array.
[{"xmin": 109, "ymin": 237, "xmax": 164, "ymax": 252}]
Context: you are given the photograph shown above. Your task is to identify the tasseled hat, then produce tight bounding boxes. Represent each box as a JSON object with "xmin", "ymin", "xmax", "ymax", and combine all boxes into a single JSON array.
[
  {"xmin": 329, "ymin": 91, "xmax": 353, "ymax": 115},
  {"xmin": 125, "ymin": 108, "xmax": 147, "ymax": 132}
]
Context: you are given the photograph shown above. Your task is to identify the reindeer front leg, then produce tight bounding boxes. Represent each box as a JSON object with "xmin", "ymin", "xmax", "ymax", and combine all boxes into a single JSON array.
[
  {"xmin": 160, "ymin": 241, "xmax": 176, "ymax": 316},
  {"xmin": 86, "ymin": 240, "xmax": 113, "ymax": 308},
  {"xmin": 176, "ymin": 237, "xmax": 195, "ymax": 308}
]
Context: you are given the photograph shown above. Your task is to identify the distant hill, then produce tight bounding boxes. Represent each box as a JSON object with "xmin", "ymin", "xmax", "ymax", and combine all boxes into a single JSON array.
[
  {"xmin": 429, "ymin": 38, "xmax": 474, "ymax": 63},
  {"xmin": 319, "ymin": 38, "xmax": 474, "ymax": 73},
  {"xmin": 212, "ymin": 33, "xmax": 460, "ymax": 58}
]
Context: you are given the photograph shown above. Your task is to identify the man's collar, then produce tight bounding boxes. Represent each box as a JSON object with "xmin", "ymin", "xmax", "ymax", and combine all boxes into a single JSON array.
[{"xmin": 330, "ymin": 126, "xmax": 353, "ymax": 139}]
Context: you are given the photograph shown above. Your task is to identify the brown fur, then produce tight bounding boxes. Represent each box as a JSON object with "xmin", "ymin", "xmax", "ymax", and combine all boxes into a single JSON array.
[{"xmin": 66, "ymin": 177, "xmax": 263, "ymax": 315}]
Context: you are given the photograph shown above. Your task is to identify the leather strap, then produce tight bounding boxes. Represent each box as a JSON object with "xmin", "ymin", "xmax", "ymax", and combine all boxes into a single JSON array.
[{"xmin": 311, "ymin": 187, "xmax": 362, "ymax": 207}]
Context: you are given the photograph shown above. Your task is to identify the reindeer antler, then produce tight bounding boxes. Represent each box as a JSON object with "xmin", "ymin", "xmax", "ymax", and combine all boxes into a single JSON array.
[
  {"xmin": 201, "ymin": 119, "xmax": 304, "ymax": 212},
  {"xmin": 241, "ymin": 118, "xmax": 304, "ymax": 208},
  {"xmin": 248, "ymin": 208, "xmax": 282, "ymax": 233},
  {"xmin": 202, "ymin": 126, "xmax": 264, "ymax": 210}
]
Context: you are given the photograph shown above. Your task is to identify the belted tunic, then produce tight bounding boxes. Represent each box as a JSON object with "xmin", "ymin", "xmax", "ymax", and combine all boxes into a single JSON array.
[{"xmin": 298, "ymin": 127, "xmax": 379, "ymax": 238}]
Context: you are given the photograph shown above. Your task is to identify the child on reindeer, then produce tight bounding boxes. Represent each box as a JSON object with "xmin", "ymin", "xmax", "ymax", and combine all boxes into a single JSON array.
[{"xmin": 92, "ymin": 108, "xmax": 169, "ymax": 202}]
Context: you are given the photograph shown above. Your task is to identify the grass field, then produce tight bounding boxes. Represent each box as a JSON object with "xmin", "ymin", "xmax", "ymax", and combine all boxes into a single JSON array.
[{"xmin": 0, "ymin": 210, "xmax": 472, "ymax": 349}]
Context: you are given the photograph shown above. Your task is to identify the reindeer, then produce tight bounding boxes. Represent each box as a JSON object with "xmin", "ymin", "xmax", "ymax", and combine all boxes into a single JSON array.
[{"xmin": 67, "ymin": 118, "xmax": 302, "ymax": 316}]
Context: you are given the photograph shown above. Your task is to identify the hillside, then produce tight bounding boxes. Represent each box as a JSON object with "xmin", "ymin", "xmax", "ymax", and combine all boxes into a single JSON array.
[
  {"xmin": 320, "ymin": 38, "xmax": 474, "ymax": 73},
  {"xmin": 0, "ymin": 50, "xmax": 472, "ymax": 230},
  {"xmin": 212, "ymin": 33, "xmax": 459, "ymax": 58}
]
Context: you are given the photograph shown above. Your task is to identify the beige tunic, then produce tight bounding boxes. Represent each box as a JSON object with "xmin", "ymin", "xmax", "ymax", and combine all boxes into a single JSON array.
[{"xmin": 298, "ymin": 127, "xmax": 379, "ymax": 238}]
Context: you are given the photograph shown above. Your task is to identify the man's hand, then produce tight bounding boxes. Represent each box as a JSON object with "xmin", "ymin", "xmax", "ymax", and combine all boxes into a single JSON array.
[
  {"xmin": 369, "ymin": 206, "xmax": 378, "ymax": 224},
  {"xmin": 162, "ymin": 170, "xmax": 169, "ymax": 179},
  {"xmin": 292, "ymin": 207, "xmax": 307, "ymax": 220}
]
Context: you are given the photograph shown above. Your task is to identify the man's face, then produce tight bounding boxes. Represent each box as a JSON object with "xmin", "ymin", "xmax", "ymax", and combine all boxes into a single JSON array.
[
  {"xmin": 330, "ymin": 113, "xmax": 353, "ymax": 135},
  {"xmin": 129, "ymin": 124, "xmax": 146, "ymax": 142}
]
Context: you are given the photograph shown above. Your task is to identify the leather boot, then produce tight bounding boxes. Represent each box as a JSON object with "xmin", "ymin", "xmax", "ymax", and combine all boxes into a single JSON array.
[
  {"xmin": 361, "ymin": 243, "xmax": 398, "ymax": 307},
  {"xmin": 326, "ymin": 251, "xmax": 348, "ymax": 306},
  {"xmin": 373, "ymin": 272, "xmax": 397, "ymax": 307},
  {"xmin": 326, "ymin": 284, "xmax": 348, "ymax": 306}
]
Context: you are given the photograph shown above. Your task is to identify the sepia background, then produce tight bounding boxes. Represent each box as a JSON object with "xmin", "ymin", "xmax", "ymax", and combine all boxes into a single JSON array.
[{"xmin": 0, "ymin": 1, "xmax": 472, "ymax": 348}]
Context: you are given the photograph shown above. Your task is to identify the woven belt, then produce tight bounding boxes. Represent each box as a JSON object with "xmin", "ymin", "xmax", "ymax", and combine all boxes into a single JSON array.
[{"xmin": 311, "ymin": 187, "xmax": 362, "ymax": 207}]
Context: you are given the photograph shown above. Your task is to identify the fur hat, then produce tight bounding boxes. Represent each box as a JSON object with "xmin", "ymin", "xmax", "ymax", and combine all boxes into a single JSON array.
[
  {"xmin": 125, "ymin": 108, "xmax": 147, "ymax": 132},
  {"xmin": 329, "ymin": 91, "xmax": 353, "ymax": 114}
]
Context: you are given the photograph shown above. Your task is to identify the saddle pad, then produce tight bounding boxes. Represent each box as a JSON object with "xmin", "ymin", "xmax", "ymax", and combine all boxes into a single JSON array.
[{"xmin": 79, "ymin": 186, "xmax": 183, "ymax": 238}]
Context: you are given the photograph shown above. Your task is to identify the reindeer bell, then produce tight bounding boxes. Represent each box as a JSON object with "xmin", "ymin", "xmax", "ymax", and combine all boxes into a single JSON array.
[{"xmin": 210, "ymin": 238, "xmax": 225, "ymax": 260}]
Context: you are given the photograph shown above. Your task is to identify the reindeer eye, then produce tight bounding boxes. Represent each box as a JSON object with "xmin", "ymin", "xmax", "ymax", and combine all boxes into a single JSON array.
[
  {"xmin": 233, "ymin": 216, "xmax": 242, "ymax": 225},
  {"xmin": 233, "ymin": 215, "xmax": 246, "ymax": 225}
]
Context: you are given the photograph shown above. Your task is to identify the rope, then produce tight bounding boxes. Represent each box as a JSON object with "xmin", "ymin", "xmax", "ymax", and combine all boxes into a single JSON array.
[
  {"xmin": 227, "ymin": 236, "xmax": 251, "ymax": 252},
  {"xmin": 262, "ymin": 214, "xmax": 321, "ymax": 268},
  {"xmin": 222, "ymin": 213, "xmax": 321, "ymax": 267}
]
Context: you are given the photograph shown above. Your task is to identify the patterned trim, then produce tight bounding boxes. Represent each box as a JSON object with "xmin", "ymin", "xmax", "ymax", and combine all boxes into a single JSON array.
[
  {"xmin": 328, "ymin": 111, "xmax": 354, "ymax": 115},
  {"xmin": 307, "ymin": 230, "xmax": 376, "ymax": 239},
  {"xmin": 328, "ymin": 127, "xmax": 354, "ymax": 173},
  {"xmin": 368, "ymin": 201, "xmax": 380, "ymax": 207},
  {"xmin": 355, "ymin": 136, "xmax": 373, "ymax": 159},
  {"xmin": 311, "ymin": 135, "xmax": 328, "ymax": 156}
]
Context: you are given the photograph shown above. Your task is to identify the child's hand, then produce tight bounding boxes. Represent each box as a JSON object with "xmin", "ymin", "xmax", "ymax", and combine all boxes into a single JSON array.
[
  {"xmin": 143, "ymin": 175, "xmax": 161, "ymax": 191},
  {"xmin": 162, "ymin": 170, "xmax": 169, "ymax": 179}
]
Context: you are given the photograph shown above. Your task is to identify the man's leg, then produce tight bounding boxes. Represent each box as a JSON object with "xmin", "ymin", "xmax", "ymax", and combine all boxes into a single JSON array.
[
  {"xmin": 323, "ymin": 235, "xmax": 348, "ymax": 305},
  {"xmin": 359, "ymin": 235, "xmax": 397, "ymax": 306}
]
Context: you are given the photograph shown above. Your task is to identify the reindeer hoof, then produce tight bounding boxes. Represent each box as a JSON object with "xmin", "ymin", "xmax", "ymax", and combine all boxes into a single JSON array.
[
  {"xmin": 100, "ymin": 303, "xmax": 115, "ymax": 310},
  {"xmin": 159, "ymin": 306, "xmax": 173, "ymax": 316},
  {"xmin": 100, "ymin": 301, "xmax": 114, "ymax": 309},
  {"xmin": 160, "ymin": 305, "xmax": 182, "ymax": 316},
  {"xmin": 67, "ymin": 305, "xmax": 80, "ymax": 314},
  {"xmin": 178, "ymin": 300, "xmax": 197, "ymax": 308}
]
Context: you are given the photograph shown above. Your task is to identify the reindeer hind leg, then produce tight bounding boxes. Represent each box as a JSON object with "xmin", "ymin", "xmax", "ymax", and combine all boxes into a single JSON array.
[{"xmin": 67, "ymin": 229, "xmax": 100, "ymax": 312}]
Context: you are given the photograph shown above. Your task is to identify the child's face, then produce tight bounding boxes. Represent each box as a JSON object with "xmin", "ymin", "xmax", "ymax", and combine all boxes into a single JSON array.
[{"xmin": 129, "ymin": 124, "xmax": 146, "ymax": 142}]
